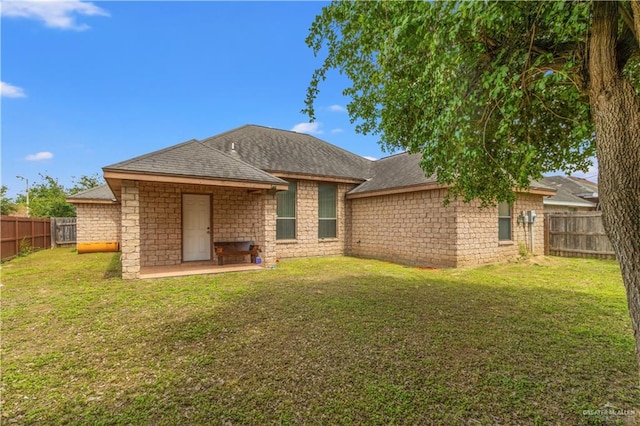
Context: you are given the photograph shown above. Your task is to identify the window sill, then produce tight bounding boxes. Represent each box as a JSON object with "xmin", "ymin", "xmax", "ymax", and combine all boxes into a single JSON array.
[
  {"xmin": 498, "ymin": 240, "xmax": 515, "ymax": 246},
  {"xmin": 319, "ymin": 238, "xmax": 339, "ymax": 243},
  {"xmin": 276, "ymin": 239, "xmax": 298, "ymax": 244}
]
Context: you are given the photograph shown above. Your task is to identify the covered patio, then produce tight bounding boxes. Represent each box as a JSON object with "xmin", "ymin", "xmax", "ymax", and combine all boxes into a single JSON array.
[
  {"xmin": 139, "ymin": 261, "xmax": 263, "ymax": 279},
  {"xmin": 102, "ymin": 139, "xmax": 288, "ymax": 279}
]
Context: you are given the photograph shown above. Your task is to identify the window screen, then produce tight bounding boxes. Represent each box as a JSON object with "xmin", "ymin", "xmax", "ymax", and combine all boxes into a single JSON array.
[
  {"xmin": 498, "ymin": 201, "xmax": 512, "ymax": 241},
  {"xmin": 318, "ymin": 183, "xmax": 337, "ymax": 238},
  {"xmin": 276, "ymin": 181, "xmax": 296, "ymax": 239}
]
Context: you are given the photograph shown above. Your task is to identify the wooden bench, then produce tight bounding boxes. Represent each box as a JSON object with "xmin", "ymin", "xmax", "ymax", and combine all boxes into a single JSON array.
[{"xmin": 214, "ymin": 241, "xmax": 259, "ymax": 266}]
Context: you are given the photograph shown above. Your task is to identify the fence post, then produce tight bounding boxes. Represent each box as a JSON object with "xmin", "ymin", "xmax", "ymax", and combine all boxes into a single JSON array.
[
  {"xmin": 50, "ymin": 218, "xmax": 56, "ymax": 248},
  {"xmin": 544, "ymin": 214, "xmax": 550, "ymax": 255}
]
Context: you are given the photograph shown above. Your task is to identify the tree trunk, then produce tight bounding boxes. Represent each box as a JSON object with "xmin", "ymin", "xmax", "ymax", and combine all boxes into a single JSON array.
[{"xmin": 589, "ymin": 1, "xmax": 640, "ymax": 372}]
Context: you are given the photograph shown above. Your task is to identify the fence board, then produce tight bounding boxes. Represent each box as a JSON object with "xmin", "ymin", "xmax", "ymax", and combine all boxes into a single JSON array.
[
  {"xmin": 51, "ymin": 217, "xmax": 77, "ymax": 247},
  {"xmin": 1, "ymin": 216, "xmax": 52, "ymax": 261},
  {"xmin": 544, "ymin": 212, "xmax": 615, "ymax": 259}
]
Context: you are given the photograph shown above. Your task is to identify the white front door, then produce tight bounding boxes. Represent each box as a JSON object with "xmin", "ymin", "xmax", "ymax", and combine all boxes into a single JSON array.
[{"xmin": 183, "ymin": 194, "xmax": 211, "ymax": 261}]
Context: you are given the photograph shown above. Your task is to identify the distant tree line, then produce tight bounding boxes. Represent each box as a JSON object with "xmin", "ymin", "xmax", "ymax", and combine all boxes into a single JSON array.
[{"xmin": 1, "ymin": 173, "xmax": 102, "ymax": 217}]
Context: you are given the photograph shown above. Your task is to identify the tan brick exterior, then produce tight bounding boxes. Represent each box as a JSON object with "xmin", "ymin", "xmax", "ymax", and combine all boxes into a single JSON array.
[
  {"xmin": 275, "ymin": 180, "xmax": 355, "ymax": 259},
  {"xmin": 347, "ymin": 189, "xmax": 458, "ymax": 267},
  {"xmin": 348, "ymin": 189, "xmax": 545, "ymax": 268},
  {"xmin": 75, "ymin": 203, "xmax": 121, "ymax": 244},
  {"xmin": 136, "ymin": 181, "xmax": 275, "ymax": 268},
  {"xmin": 456, "ymin": 193, "xmax": 545, "ymax": 266},
  {"xmin": 77, "ymin": 179, "xmax": 546, "ymax": 278},
  {"xmin": 121, "ymin": 180, "xmax": 141, "ymax": 279}
]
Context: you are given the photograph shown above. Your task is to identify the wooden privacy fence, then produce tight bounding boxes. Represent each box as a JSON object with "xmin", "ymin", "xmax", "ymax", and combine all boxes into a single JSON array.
[
  {"xmin": 544, "ymin": 212, "xmax": 615, "ymax": 259},
  {"xmin": 51, "ymin": 217, "xmax": 77, "ymax": 247},
  {"xmin": 1, "ymin": 216, "xmax": 51, "ymax": 261}
]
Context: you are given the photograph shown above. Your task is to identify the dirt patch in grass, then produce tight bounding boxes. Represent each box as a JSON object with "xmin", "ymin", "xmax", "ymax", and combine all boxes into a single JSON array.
[{"xmin": 2, "ymin": 250, "xmax": 638, "ymax": 424}]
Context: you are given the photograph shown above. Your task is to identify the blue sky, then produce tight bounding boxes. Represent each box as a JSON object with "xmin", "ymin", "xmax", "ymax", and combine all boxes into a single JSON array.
[
  {"xmin": 1, "ymin": 1, "xmax": 598, "ymax": 198},
  {"xmin": 1, "ymin": 0, "xmax": 389, "ymax": 197}
]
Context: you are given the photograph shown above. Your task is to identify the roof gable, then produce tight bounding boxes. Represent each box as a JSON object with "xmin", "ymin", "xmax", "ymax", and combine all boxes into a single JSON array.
[
  {"xmin": 200, "ymin": 125, "xmax": 372, "ymax": 181},
  {"xmin": 67, "ymin": 184, "xmax": 116, "ymax": 202},
  {"xmin": 349, "ymin": 152, "xmax": 436, "ymax": 195},
  {"xmin": 103, "ymin": 139, "xmax": 286, "ymax": 186}
]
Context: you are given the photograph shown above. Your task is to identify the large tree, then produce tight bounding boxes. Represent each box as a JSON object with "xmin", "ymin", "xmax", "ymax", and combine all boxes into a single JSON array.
[{"xmin": 305, "ymin": 1, "xmax": 640, "ymax": 369}]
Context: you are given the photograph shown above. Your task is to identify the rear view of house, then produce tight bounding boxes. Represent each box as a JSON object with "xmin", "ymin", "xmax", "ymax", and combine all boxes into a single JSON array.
[{"xmin": 68, "ymin": 125, "xmax": 554, "ymax": 279}]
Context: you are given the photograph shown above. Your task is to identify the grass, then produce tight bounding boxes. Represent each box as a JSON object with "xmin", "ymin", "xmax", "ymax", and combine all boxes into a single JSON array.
[{"xmin": 1, "ymin": 249, "xmax": 638, "ymax": 425}]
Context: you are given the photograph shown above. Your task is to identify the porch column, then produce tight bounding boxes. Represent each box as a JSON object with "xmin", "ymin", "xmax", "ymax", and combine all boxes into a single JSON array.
[
  {"xmin": 121, "ymin": 180, "xmax": 140, "ymax": 279},
  {"xmin": 259, "ymin": 191, "xmax": 277, "ymax": 267}
]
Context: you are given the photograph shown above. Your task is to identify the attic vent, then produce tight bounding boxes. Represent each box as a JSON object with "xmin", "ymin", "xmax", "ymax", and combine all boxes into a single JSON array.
[{"xmin": 231, "ymin": 142, "xmax": 237, "ymax": 154}]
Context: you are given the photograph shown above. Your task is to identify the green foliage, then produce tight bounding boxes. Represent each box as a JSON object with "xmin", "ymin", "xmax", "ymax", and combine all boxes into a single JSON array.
[
  {"xmin": 305, "ymin": 1, "xmax": 638, "ymax": 205},
  {"xmin": 69, "ymin": 173, "xmax": 103, "ymax": 195},
  {"xmin": 1, "ymin": 185, "xmax": 17, "ymax": 215},
  {"xmin": 13, "ymin": 174, "xmax": 103, "ymax": 218}
]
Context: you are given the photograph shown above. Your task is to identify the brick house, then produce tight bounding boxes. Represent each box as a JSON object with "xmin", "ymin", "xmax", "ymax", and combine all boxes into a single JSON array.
[
  {"xmin": 68, "ymin": 125, "xmax": 554, "ymax": 279},
  {"xmin": 540, "ymin": 175, "xmax": 599, "ymax": 212}
]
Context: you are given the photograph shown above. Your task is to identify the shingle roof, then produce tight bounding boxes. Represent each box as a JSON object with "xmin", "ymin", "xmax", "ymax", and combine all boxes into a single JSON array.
[
  {"xmin": 541, "ymin": 176, "xmax": 598, "ymax": 196},
  {"xmin": 103, "ymin": 139, "xmax": 286, "ymax": 186},
  {"xmin": 67, "ymin": 184, "xmax": 116, "ymax": 201},
  {"xmin": 200, "ymin": 125, "xmax": 372, "ymax": 180},
  {"xmin": 349, "ymin": 152, "xmax": 556, "ymax": 196},
  {"xmin": 543, "ymin": 188, "xmax": 596, "ymax": 207},
  {"xmin": 541, "ymin": 176, "xmax": 598, "ymax": 207},
  {"xmin": 348, "ymin": 152, "xmax": 436, "ymax": 194}
]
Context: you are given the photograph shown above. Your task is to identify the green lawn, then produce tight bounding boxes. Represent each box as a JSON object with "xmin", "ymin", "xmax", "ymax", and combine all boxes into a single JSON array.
[{"xmin": 1, "ymin": 249, "xmax": 638, "ymax": 425}]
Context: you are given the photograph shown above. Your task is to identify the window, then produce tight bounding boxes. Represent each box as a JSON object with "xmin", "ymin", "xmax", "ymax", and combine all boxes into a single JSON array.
[
  {"xmin": 276, "ymin": 181, "xmax": 296, "ymax": 239},
  {"xmin": 318, "ymin": 183, "xmax": 337, "ymax": 238},
  {"xmin": 498, "ymin": 201, "xmax": 512, "ymax": 241}
]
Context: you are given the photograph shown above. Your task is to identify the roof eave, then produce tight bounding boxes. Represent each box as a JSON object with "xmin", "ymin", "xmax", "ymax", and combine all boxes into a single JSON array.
[
  {"xmin": 103, "ymin": 169, "xmax": 289, "ymax": 201},
  {"xmin": 67, "ymin": 198, "xmax": 118, "ymax": 205}
]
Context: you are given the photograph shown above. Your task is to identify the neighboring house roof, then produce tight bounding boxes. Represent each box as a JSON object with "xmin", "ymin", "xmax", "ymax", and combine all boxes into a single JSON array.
[
  {"xmin": 200, "ymin": 125, "xmax": 372, "ymax": 181},
  {"xmin": 541, "ymin": 175, "xmax": 599, "ymax": 207},
  {"xmin": 543, "ymin": 189, "xmax": 596, "ymax": 208},
  {"xmin": 67, "ymin": 184, "xmax": 116, "ymax": 204},
  {"xmin": 103, "ymin": 139, "xmax": 287, "ymax": 186}
]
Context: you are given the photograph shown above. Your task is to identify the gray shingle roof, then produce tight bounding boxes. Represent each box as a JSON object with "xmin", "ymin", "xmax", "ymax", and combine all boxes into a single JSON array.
[
  {"xmin": 543, "ymin": 188, "xmax": 596, "ymax": 207},
  {"xmin": 67, "ymin": 184, "xmax": 116, "ymax": 201},
  {"xmin": 200, "ymin": 125, "xmax": 372, "ymax": 180},
  {"xmin": 541, "ymin": 176, "xmax": 598, "ymax": 197},
  {"xmin": 349, "ymin": 152, "xmax": 557, "ymax": 196},
  {"xmin": 349, "ymin": 152, "xmax": 435, "ymax": 194},
  {"xmin": 541, "ymin": 176, "xmax": 598, "ymax": 207},
  {"xmin": 103, "ymin": 139, "xmax": 286, "ymax": 186}
]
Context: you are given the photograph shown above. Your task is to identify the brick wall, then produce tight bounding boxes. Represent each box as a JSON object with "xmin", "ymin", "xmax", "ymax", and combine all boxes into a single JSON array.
[
  {"xmin": 348, "ymin": 189, "xmax": 546, "ymax": 268},
  {"xmin": 138, "ymin": 181, "xmax": 271, "ymax": 267},
  {"xmin": 275, "ymin": 180, "xmax": 354, "ymax": 259},
  {"xmin": 347, "ymin": 189, "xmax": 458, "ymax": 267},
  {"xmin": 455, "ymin": 193, "xmax": 545, "ymax": 266},
  {"xmin": 75, "ymin": 203, "xmax": 121, "ymax": 243},
  {"xmin": 121, "ymin": 180, "xmax": 141, "ymax": 279}
]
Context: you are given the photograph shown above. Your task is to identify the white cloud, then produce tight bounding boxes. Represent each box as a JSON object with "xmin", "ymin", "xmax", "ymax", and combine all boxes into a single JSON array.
[
  {"xmin": 1, "ymin": 0, "xmax": 110, "ymax": 31},
  {"xmin": 291, "ymin": 122, "xmax": 323, "ymax": 135},
  {"xmin": 25, "ymin": 151, "xmax": 54, "ymax": 161},
  {"xmin": 331, "ymin": 128, "xmax": 344, "ymax": 134},
  {"xmin": 1, "ymin": 81, "xmax": 27, "ymax": 98},
  {"xmin": 363, "ymin": 156, "xmax": 377, "ymax": 161},
  {"xmin": 328, "ymin": 104, "xmax": 346, "ymax": 113}
]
